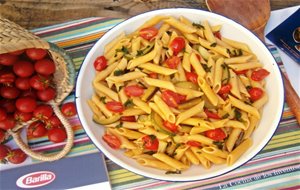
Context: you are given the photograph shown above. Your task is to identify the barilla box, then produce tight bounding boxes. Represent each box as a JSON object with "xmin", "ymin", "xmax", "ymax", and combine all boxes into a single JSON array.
[{"xmin": 0, "ymin": 152, "xmax": 111, "ymax": 189}]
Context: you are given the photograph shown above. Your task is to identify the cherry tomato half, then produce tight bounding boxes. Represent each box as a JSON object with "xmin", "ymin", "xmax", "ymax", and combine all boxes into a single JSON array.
[
  {"xmin": 148, "ymin": 72, "xmax": 158, "ymax": 79},
  {"xmin": 94, "ymin": 56, "xmax": 107, "ymax": 71},
  {"xmin": 105, "ymin": 101, "xmax": 124, "ymax": 113},
  {"xmin": 34, "ymin": 59, "xmax": 56, "ymax": 75},
  {"xmin": 186, "ymin": 140, "xmax": 202, "ymax": 147},
  {"xmin": 120, "ymin": 116, "xmax": 136, "ymax": 122},
  {"xmin": 163, "ymin": 121, "xmax": 178, "ymax": 133},
  {"xmin": 26, "ymin": 48, "xmax": 47, "ymax": 60},
  {"xmin": 7, "ymin": 149, "xmax": 27, "ymax": 164},
  {"xmin": 248, "ymin": 87, "xmax": 264, "ymax": 101},
  {"xmin": 205, "ymin": 128, "xmax": 226, "ymax": 141},
  {"xmin": 142, "ymin": 135, "xmax": 159, "ymax": 151},
  {"xmin": 48, "ymin": 128, "xmax": 67, "ymax": 143},
  {"xmin": 204, "ymin": 109, "xmax": 221, "ymax": 119},
  {"xmin": 27, "ymin": 121, "xmax": 47, "ymax": 138},
  {"xmin": 251, "ymin": 68, "xmax": 270, "ymax": 81},
  {"xmin": 161, "ymin": 90, "xmax": 186, "ymax": 108},
  {"xmin": 165, "ymin": 56, "xmax": 181, "ymax": 69},
  {"xmin": 218, "ymin": 84, "xmax": 232, "ymax": 95},
  {"xmin": 139, "ymin": 27, "xmax": 158, "ymax": 41},
  {"xmin": 124, "ymin": 85, "xmax": 144, "ymax": 97},
  {"xmin": 13, "ymin": 61, "xmax": 35, "ymax": 77},
  {"xmin": 61, "ymin": 102, "xmax": 77, "ymax": 117},
  {"xmin": 185, "ymin": 72, "xmax": 198, "ymax": 84},
  {"xmin": 15, "ymin": 97, "xmax": 37, "ymax": 113},
  {"xmin": 103, "ymin": 134, "xmax": 121, "ymax": 149},
  {"xmin": 234, "ymin": 69, "xmax": 248, "ymax": 75},
  {"xmin": 0, "ymin": 53, "xmax": 18, "ymax": 66},
  {"xmin": 170, "ymin": 37, "xmax": 185, "ymax": 55}
]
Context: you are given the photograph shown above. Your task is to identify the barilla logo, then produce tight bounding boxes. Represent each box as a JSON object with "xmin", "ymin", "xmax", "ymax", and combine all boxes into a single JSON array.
[{"xmin": 16, "ymin": 171, "xmax": 56, "ymax": 188}]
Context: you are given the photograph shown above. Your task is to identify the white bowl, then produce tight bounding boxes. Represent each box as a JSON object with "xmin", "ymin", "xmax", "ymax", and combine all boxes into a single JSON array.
[{"xmin": 75, "ymin": 8, "xmax": 284, "ymax": 181}]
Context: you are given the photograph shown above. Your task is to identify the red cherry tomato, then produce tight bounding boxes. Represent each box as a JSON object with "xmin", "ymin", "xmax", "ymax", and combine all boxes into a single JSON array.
[
  {"xmin": 14, "ymin": 110, "xmax": 33, "ymax": 122},
  {"xmin": 15, "ymin": 77, "xmax": 31, "ymax": 90},
  {"xmin": 170, "ymin": 37, "xmax": 185, "ymax": 55},
  {"xmin": 165, "ymin": 56, "xmax": 181, "ymax": 69},
  {"xmin": 139, "ymin": 27, "xmax": 158, "ymax": 41},
  {"xmin": 13, "ymin": 61, "xmax": 35, "ymax": 77},
  {"xmin": 163, "ymin": 121, "xmax": 178, "ymax": 133},
  {"xmin": 0, "ymin": 99, "xmax": 16, "ymax": 113},
  {"xmin": 94, "ymin": 56, "xmax": 107, "ymax": 71},
  {"xmin": 0, "ymin": 86, "xmax": 20, "ymax": 99},
  {"xmin": 26, "ymin": 48, "xmax": 47, "ymax": 60},
  {"xmin": 36, "ymin": 87, "xmax": 56, "ymax": 102},
  {"xmin": 7, "ymin": 149, "xmax": 27, "ymax": 164},
  {"xmin": 19, "ymin": 89, "xmax": 38, "ymax": 99},
  {"xmin": 45, "ymin": 115, "xmax": 62, "ymax": 128},
  {"xmin": 120, "ymin": 116, "xmax": 136, "ymax": 122},
  {"xmin": 185, "ymin": 72, "xmax": 198, "ymax": 84},
  {"xmin": 27, "ymin": 121, "xmax": 47, "ymax": 138},
  {"xmin": 0, "ymin": 108, "xmax": 7, "ymax": 121},
  {"xmin": 0, "ymin": 144, "xmax": 11, "ymax": 160},
  {"xmin": 204, "ymin": 109, "xmax": 221, "ymax": 119},
  {"xmin": 186, "ymin": 140, "xmax": 202, "ymax": 147},
  {"xmin": 248, "ymin": 87, "xmax": 264, "ymax": 101},
  {"xmin": 0, "ymin": 53, "xmax": 18, "ymax": 66},
  {"xmin": 33, "ymin": 104, "xmax": 53, "ymax": 120},
  {"xmin": 15, "ymin": 97, "xmax": 37, "ymax": 113},
  {"xmin": 105, "ymin": 101, "xmax": 124, "ymax": 113},
  {"xmin": 213, "ymin": 31, "xmax": 222, "ymax": 40},
  {"xmin": 148, "ymin": 72, "xmax": 158, "ymax": 79},
  {"xmin": 61, "ymin": 102, "xmax": 77, "ymax": 117},
  {"xmin": 0, "ymin": 70, "xmax": 16, "ymax": 84},
  {"xmin": 142, "ymin": 135, "xmax": 159, "ymax": 151},
  {"xmin": 251, "ymin": 68, "xmax": 270, "ymax": 81},
  {"xmin": 234, "ymin": 69, "xmax": 248, "ymax": 75},
  {"xmin": 0, "ymin": 114, "xmax": 16, "ymax": 130},
  {"xmin": 0, "ymin": 130, "xmax": 6, "ymax": 143},
  {"xmin": 29, "ymin": 74, "xmax": 50, "ymax": 91},
  {"xmin": 102, "ymin": 134, "xmax": 121, "ymax": 149},
  {"xmin": 205, "ymin": 128, "xmax": 226, "ymax": 141},
  {"xmin": 218, "ymin": 84, "xmax": 232, "ymax": 95},
  {"xmin": 124, "ymin": 85, "xmax": 144, "ymax": 97},
  {"xmin": 48, "ymin": 128, "xmax": 67, "ymax": 143},
  {"xmin": 10, "ymin": 49, "xmax": 25, "ymax": 56},
  {"xmin": 34, "ymin": 59, "xmax": 56, "ymax": 75},
  {"xmin": 161, "ymin": 90, "xmax": 178, "ymax": 108}
]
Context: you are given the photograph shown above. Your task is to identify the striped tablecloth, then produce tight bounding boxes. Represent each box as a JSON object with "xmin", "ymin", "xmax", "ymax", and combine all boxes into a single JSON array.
[{"xmin": 30, "ymin": 17, "xmax": 300, "ymax": 190}]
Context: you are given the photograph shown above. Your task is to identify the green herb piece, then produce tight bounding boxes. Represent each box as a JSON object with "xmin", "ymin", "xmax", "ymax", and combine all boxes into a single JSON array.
[
  {"xmin": 149, "ymin": 135, "xmax": 157, "ymax": 141},
  {"xmin": 116, "ymin": 122, "xmax": 123, "ymax": 128},
  {"xmin": 246, "ymin": 86, "xmax": 252, "ymax": 91},
  {"xmin": 116, "ymin": 46, "xmax": 129, "ymax": 54},
  {"xmin": 222, "ymin": 113, "xmax": 230, "ymax": 119},
  {"xmin": 136, "ymin": 50, "xmax": 144, "ymax": 57},
  {"xmin": 114, "ymin": 69, "xmax": 125, "ymax": 76},
  {"xmin": 210, "ymin": 42, "xmax": 217, "ymax": 47},
  {"xmin": 99, "ymin": 96, "xmax": 106, "ymax": 104},
  {"xmin": 234, "ymin": 109, "xmax": 242, "ymax": 121},
  {"xmin": 213, "ymin": 141, "xmax": 224, "ymax": 149},
  {"xmin": 124, "ymin": 99, "xmax": 133, "ymax": 108},
  {"xmin": 201, "ymin": 64, "xmax": 212, "ymax": 72},
  {"xmin": 163, "ymin": 46, "xmax": 169, "ymax": 50},
  {"xmin": 165, "ymin": 170, "xmax": 182, "ymax": 175},
  {"xmin": 192, "ymin": 23, "xmax": 204, "ymax": 29}
]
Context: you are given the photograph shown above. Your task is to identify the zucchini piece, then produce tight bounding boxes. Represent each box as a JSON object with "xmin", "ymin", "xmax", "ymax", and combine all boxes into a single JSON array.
[
  {"xmin": 178, "ymin": 97, "xmax": 203, "ymax": 110},
  {"xmin": 151, "ymin": 112, "xmax": 175, "ymax": 136},
  {"xmin": 93, "ymin": 114, "xmax": 121, "ymax": 125},
  {"xmin": 141, "ymin": 86, "xmax": 159, "ymax": 102},
  {"xmin": 175, "ymin": 81, "xmax": 198, "ymax": 90}
]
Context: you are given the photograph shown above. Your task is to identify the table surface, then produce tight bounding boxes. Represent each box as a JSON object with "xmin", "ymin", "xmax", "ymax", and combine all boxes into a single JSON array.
[{"xmin": 0, "ymin": 0, "xmax": 300, "ymax": 29}]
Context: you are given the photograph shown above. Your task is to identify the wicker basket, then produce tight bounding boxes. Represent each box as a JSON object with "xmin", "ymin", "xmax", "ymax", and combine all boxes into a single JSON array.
[{"xmin": 0, "ymin": 17, "xmax": 75, "ymax": 162}]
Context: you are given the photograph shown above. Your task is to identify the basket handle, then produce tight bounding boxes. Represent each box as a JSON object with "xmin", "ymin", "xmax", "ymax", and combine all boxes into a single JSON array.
[{"xmin": 8, "ymin": 101, "xmax": 74, "ymax": 162}]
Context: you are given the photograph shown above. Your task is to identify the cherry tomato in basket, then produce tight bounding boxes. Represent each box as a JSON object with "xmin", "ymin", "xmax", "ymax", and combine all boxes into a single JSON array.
[
  {"xmin": 218, "ymin": 84, "xmax": 232, "ymax": 95},
  {"xmin": 33, "ymin": 104, "xmax": 53, "ymax": 120},
  {"xmin": 234, "ymin": 69, "xmax": 248, "ymax": 75},
  {"xmin": 45, "ymin": 115, "xmax": 62, "ymax": 128},
  {"xmin": 186, "ymin": 140, "xmax": 202, "ymax": 147},
  {"xmin": 0, "ymin": 70, "xmax": 16, "ymax": 84},
  {"xmin": 34, "ymin": 59, "xmax": 56, "ymax": 75},
  {"xmin": 124, "ymin": 85, "xmax": 144, "ymax": 97},
  {"xmin": 120, "ymin": 116, "xmax": 136, "ymax": 122},
  {"xmin": 26, "ymin": 48, "xmax": 47, "ymax": 60},
  {"xmin": 248, "ymin": 87, "xmax": 264, "ymax": 101},
  {"xmin": 15, "ymin": 77, "xmax": 31, "ymax": 90},
  {"xmin": 251, "ymin": 68, "xmax": 270, "ymax": 81},
  {"xmin": 94, "ymin": 56, "xmax": 107, "ymax": 72},
  {"xmin": 19, "ymin": 89, "xmax": 38, "ymax": 99},
  {"xmin": 14, "ymin": 110, "xmax": 33, "ymax": 122},
  {"xmin": 10, "ymin": 49, "xmax": 25, "ymax": 56},
  {"xmin": 205, "ymin": 128, "xmax": 226, "ymax": 141},
  {"xmin": 0, "ymin": 129, "xmax": 6, "ymax": 143},
  {"xmin": 0, "ymin": 144, "xmax": 11, "ymax": 160},
  {"xmin": 204, "ymin": 108, "xmax": 221, "ymax": 119},
  {"xmin": 0, "ymin": 53, "xmax": 18, "ymax": 66},
  {"xmin": 165, "ymin": 56, "xmax": 181, "ymax": 69},
  {"xmin": 13, "ymin": 61, "xmax": 35, "ymax": 77},
  {"xmin": 29, "ymin": 74, "xmax": 51, "ymax": 91},
  {"xmin": 36, "ymin": 87, "xmax": 56, "ymax": 102},
  {"xmin": 15, "ymin": 97, "xmax": 37, "ymax": 113},
  {"xmin": 0, "ymin": 99, "xmax": 16, "ymax": 113},
  {"xmin": 48, "ymin": 128, "xmax": 67, "ymax": 143},
  {"xmin": 170, "ymin": 36, "xmax": 185, "ymax": 55},
  {"xmin": 185, "ymin": 72, "xmax": 198, "ymax": 84},
  {"xmin": 142, "ymin": 135, "xmax": 159, "ymax": 151},
  {"xmin": 0, "ymin": 86, "xmax": 20, "ymax": 99},
  {"xmin": 163, "ymin": 121, "xmax": 178, "ymax": 133},
  {"xmin": 0, "ymin": 114, "xmax": 16, "ymax": 130},
  {"xmin": 103, "ymin": 134, "xmax": 121, "ymax": 149},
  {"xmin": 7, "ymin": 149, "xmax": 27, "ymax": 164},
  {"xmin": 139, "ymin": 27, "xmax": 158, "ymax": 41},
  {"xmin": 28, "ymin": 121, "xmax": 47, "ymax": 138},
  {"xmin": 0, "ymin": 108, "xmax": 7, "ymax": 121},
  {"xmin": 61, "ymin": 102, "xmax": 77, "ymax": 117},
  {"xmin": 105, "ymin": 101, "xmax": 124, "ymax": 113}
]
